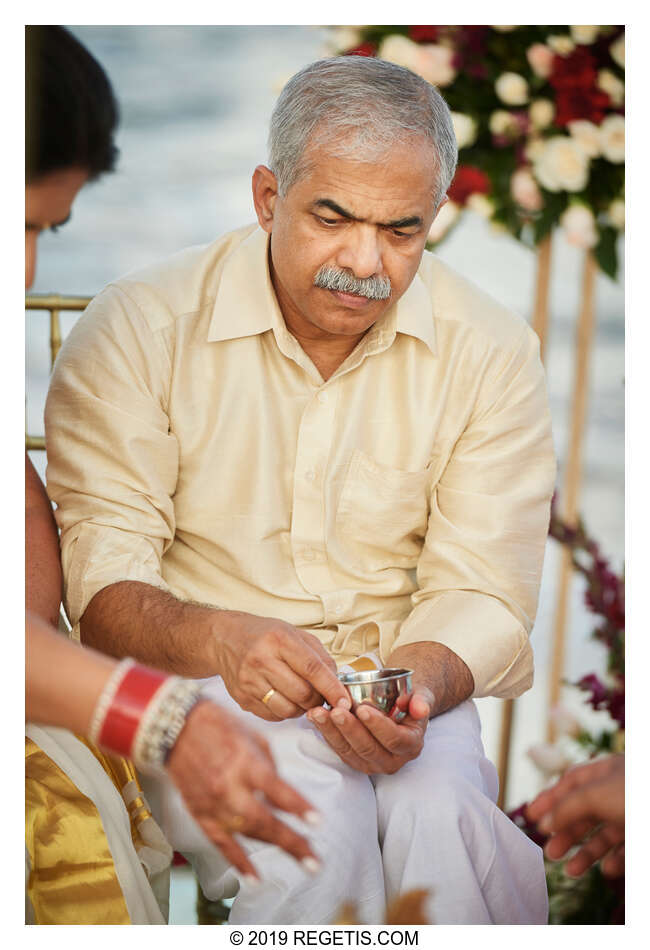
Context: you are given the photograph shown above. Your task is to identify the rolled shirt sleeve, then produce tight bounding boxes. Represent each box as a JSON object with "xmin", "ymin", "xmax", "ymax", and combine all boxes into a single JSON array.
[
  {"xmin": 45, "ymin": 285, "xmax": 179, "ymax": 631},
  {"xmin": 391, "ymin": 325, "xmax": 557, "ymax": 698}
]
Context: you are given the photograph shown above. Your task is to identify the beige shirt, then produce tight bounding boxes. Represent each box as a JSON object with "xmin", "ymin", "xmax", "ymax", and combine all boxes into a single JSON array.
[{"xmin": 45, "ymin": 224, "xmax": 556, "ymax": 698}]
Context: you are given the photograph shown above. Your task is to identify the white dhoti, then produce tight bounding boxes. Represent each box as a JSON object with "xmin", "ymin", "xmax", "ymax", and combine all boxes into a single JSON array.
[{"xmin": 141, "ymin": 678, "xmax": 548, "ymax": 925}]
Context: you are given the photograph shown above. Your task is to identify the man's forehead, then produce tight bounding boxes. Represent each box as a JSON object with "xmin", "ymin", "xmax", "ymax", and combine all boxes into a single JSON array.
[{"xmin": 292, "ymin": 144, "xmax": 439, "ymax": 212}]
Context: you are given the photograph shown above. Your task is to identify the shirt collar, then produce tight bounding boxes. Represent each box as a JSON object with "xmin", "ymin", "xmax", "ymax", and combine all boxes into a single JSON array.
[
  {"xmin": 207, "ymin": 225, "xmax": 277, "ymax": 343},
  {"xmin": 207, "ymin": 225, "xmax": 437, "ymax": 358}
]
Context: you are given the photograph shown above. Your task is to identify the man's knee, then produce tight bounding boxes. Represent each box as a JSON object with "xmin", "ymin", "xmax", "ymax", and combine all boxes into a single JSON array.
[{"xmin": 375, "ymin": 759, "xmax": 496, "ymax": 841}]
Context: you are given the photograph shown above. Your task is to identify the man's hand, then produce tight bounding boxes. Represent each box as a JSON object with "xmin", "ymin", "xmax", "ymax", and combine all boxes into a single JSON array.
[
  {"xmin": 306, "ymin": 640, "xmax": 473, "ymax": 774},
  {"xmin": 166, "ymin": 700, "xmax": 322, "ymax": 879},
  {"xmin": 525, "ymin": 755, "xmax": 625, "ymax": 878},
  {"xmin": 214, "ymin": 611, "xmax": 351, "ymax": 721},
  {"xmin": 306, "ymin": 687, "xmax": 434, "ymax": 774}
]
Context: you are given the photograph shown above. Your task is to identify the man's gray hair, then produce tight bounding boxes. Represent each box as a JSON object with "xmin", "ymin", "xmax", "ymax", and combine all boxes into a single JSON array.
[{"xmin": 268, "ymin": 56, "xmax": 458, "ymax": 208}]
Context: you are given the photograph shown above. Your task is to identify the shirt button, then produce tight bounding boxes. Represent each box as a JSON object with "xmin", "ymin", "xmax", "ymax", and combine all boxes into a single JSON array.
[
  {"xmin": 317, "ymin": 391, "xmax": 328, "ymax": 405},
  {"xmin": 333, "ymin": 604, "xmax": 344, "ymax": 617},
  {"xmin": 305, "ymin": 468, "xmax": 316, "ymax": 482}
]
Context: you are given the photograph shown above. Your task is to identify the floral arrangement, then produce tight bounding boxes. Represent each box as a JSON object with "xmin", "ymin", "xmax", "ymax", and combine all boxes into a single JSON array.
[
  {"xmin": 332, "ymin": 25, "xmax": 625, "ymax": 278},
  {"xmin": 509, "ymin": 498, "xmax": 625, "ymax": 924}
]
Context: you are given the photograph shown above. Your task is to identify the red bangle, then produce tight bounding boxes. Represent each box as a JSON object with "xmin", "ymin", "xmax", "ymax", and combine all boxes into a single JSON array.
[{"xmin": 98, "ymin": 664, "xmax": 169, "ymax": 758}]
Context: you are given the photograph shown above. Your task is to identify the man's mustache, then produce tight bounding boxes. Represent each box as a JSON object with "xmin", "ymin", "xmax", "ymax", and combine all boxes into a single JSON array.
[{"xmin": 314, "ymin": 265, "xmax": 392, "ymax": 301}]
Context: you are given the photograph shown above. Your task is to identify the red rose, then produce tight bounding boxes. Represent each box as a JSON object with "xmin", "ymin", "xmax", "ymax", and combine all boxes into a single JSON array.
[
  {"xmin": 608, "ymin": 690, "xmax": 625, "ymax": 729},
  {"xmin": 450, "ymin": 25, "xmax": 490, "ymax": 73},
  {"xmin": 467, "ymin": 62, "xmax": 489, "ymax": 79},
  {"xmin": 447, "ymin": 165, "xmax": 491, "ymax": 206},
  {"xmin": 554, "ymin": 86, "xmax": 611, "ymax": 126},
  {"xmin": 549, "ymin": 47, "xmax": 598, "ymax": 90},
  {"xmin": 577, "ymin": 673, "xmax": 608, "ymax": 707},
  {"xmin": 408, "ymin": 26, "xmax": 439, "ymax": 43},
  {"xmin": 344, "ymin": 42, "xmax": 376, "ymax": 57}
]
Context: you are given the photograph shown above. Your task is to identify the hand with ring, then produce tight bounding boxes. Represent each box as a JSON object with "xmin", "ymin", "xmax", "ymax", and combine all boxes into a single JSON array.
[
  {"xmin": 167, "ymin": 699, "xmax": 322, "ymax": 879},
  {"xmin": 213, "ymin": 611, "xmax": 351, "ymax": 721}
]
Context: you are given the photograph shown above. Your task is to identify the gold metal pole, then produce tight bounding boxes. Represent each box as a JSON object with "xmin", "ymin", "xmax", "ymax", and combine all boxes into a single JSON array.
[
  {"xmin": 547, "ymin": 251, "xmax": 598, "ymax": 741},
  {"xmin": 497, "ymin": 236, "xmax": 554, "ymax": 809},
  {"xmin": 497, "ymin": 699, "xmax": 514, "ymax": 810},
  {"xmin": 25, "ymin": 435, "xmax": 46, "ymax": 451},
  {"xmin": 50, "ymin": 309, "xmax": 62, "ymax": 368},
  {"xmin": 25, "ymin": 294, "xmax": 90, "ymax": 311},
  {"xmin": 531, "ymin": 234, "xmax": 553, "ymax": 364}
]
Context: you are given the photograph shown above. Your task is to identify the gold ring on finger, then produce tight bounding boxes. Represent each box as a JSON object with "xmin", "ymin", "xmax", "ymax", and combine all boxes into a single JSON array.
[
  {"xmin": 261, "ymin": 688, "xmax": 276, "ymax": 705},
  {"xmin": 224, "ymin": 815, "xmax": 246, "ymax": 832}
]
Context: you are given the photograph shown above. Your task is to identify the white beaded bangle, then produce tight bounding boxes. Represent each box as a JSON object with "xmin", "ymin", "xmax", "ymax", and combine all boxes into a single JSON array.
[
  {"xmin": 88, "ymin": 658, "xmax": 136, "ymax": 746},
  {"xmin": 131, "ymin": 677, "xmax": 203, "ymax": 775}
]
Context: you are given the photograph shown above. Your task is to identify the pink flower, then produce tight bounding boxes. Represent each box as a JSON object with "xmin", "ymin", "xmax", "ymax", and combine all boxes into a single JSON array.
[
  {"xmin": 527, "ymin": 43, "xmax": 554, "ymax": 78},
  {"xmin": 560, "ymin": 204, "xmax": 598, "ymax": 248},
  {"xmin": 527, "ymin": 743, "xmax": 572, "ymax": 776},
  {"xmin": 549, "ymin": 703, "xmax": 582, "ymax": 738},
  {"xmin": 510, "ymin": 167, "xmax": 544, "ymax": 211}
]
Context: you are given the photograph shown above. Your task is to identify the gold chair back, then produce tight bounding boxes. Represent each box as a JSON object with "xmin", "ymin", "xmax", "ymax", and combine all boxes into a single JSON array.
[{"xmin": 26, "ymin": 294, "xmax": 91, "ymax": 450}]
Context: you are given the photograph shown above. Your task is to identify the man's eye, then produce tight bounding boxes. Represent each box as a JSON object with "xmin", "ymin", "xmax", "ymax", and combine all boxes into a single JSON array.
[
  {"xmin": 317, "ymin": 216, "xmax": 342, "ymax": 226},
  {"xmin": 391, "ymin": 228, "xmax": 415, "ymax": 239}
]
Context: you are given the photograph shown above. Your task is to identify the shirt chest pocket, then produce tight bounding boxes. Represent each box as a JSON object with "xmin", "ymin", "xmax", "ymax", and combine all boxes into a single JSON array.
[{"xmin": 336, "ymin": 450, "xmax": 431, "ymax": 566}]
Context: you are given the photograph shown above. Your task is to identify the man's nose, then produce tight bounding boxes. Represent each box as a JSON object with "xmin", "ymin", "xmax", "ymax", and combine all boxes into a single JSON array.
[{"xmin": 336, "ymin": 225, "xmax": 382, "ymax": 280}]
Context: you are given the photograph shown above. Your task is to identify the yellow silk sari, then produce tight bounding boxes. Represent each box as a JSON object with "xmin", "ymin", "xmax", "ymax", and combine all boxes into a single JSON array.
[{"xmin": 26, "ymin": 727, "xmax": 172, "ymax": 924}]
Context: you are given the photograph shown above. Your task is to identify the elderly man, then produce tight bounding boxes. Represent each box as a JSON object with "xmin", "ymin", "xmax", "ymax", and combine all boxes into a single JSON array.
[{"xmin": 46, "ymin": 57, "xmax": 556, "ymax": 924}]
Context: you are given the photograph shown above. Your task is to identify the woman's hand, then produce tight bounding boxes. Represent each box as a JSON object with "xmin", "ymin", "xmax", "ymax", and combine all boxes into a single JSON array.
[{"xmin": 167, "ymin": 700, "xmax": 321, "ymax": 879}]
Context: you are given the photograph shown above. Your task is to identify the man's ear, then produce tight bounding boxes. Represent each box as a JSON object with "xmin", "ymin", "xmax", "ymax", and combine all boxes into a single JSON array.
[{"xmin": 252, "ymin": 165, "xmax": 279, "ymax": 233}]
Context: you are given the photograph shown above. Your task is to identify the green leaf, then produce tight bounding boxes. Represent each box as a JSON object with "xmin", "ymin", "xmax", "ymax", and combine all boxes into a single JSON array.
[
  {"xmin": 533, "ymin": 192, "xmax": 567, "ymax": 244},
  {"xmin": 594, "ymin": 227, "xmax": 619, "ymax": 280}
]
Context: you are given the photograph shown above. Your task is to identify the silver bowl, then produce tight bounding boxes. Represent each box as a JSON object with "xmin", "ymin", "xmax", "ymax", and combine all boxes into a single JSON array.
[{"xmin": 337, "ymin": 667, "xmax": 413, "ymax": 715}]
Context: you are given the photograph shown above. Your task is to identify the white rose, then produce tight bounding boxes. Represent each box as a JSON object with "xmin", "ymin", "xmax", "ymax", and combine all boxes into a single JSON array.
[
  {"xmin": 570, "ymin": 25, "xmax": 600, "ymax": 45},
  {"xmin": 326, "ymin": 26, "xmax": 362, "ymax": 53},
  {"xmin": 379, "ymin": 35, "xmax": 457, "ymax": 87},
  {"xmin": 510, "ymin": 167, "xmax": 544, "ymax": 212},
  {"xmin": 466, "ymin": 193, "xmax": 493, "ymax": 218},
  {"xmin": 560, "ymin": 204, "xmax": 598, "ymax": 248},
  {"xmin": 607, "ymin": 198, "xmax": 625, "ymax": 230},
  {"xmin": 529, "ymin": 98, "xmax": 555, "ymax": 130},
  {"xmin": 599, "ymin": 114, "xmax": 625, "ymax": 163},
  {"xmin": 548, "ymin": 34, "xmax": 575, "ymax": 56},
  {"xmin": 427, "ymin": 200, "xmax": 460, "ymax": 243},
  {"xmin": 525, "ymin": 136, "xmax": 546, "ymax": 162},
  {"xmin": 568, "ymin": 119, "xmax": 601, "ymax": 158},
  {"xmin": 527, "ymin": 43, "xmax": 554, "ymax": 79},
  {"xmin": 489, "ymin": 110, "xmax": 519, "ymax": 137},
  {"xmin": 610, "ymin": 33, "xmax": 625, "ymax": 69},
  {"xmin": 416, "ymin": 43, "xmax": 457, "ymax": 87},
  {"xmin": 450, "ymin": 112, "xmax": 477, "ymax": 149},
  {"xmin": 494, "ymin": 71, "xmax": 529, "ymax": 106},
  {"xmin": 527, "ymin": 743, "xmax": 572, "ymax": 776},
  {"xmin": 378, "ymin": 34, "xmax": 422, "ymax": 73},
  {"xmin": 598, "ymin": 69, "xmax": 625, "ymax": 107},
  {"xmin": 533, "ymin": 136, "xmax": 590, "ymax": 192}
]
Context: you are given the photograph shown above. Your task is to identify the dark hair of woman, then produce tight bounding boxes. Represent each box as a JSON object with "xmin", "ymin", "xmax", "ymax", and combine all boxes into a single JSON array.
[{"xmin": 26, "ymin": 25, "xmax": 119, "ymax": 181}]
